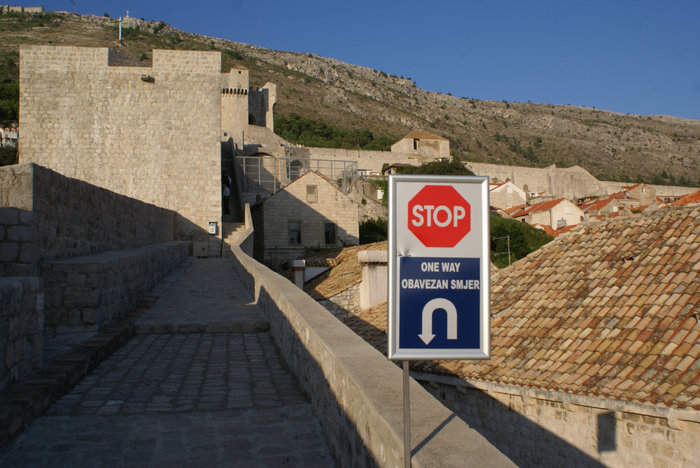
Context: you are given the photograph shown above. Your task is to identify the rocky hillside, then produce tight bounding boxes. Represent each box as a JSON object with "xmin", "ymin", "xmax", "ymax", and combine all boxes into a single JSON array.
[{"xmin": 1, "ymin": 11, "xmax": 698, "ymax": 185}]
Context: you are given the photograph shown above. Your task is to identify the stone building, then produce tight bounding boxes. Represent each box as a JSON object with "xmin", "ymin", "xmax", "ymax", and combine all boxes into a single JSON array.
[
  {"xmin": 579, "ymin": 195, "xmax": 630, "ymax": 220},
  {"xmin": 390, "ymin": 129, "xmax": 450, "ymax": 160},
  {"xmin": 489, "ymin": 179, "xmax": 527, "ymax": 210},
  {"xmin": 251, "ymin": 171, "xmax": 359, "ymax": 264},
  {"xmin": 618, "ymin": 182, "xmax": 657, "ymax": 209},
  {"xmin": 506, "ymin": 197, "xmax": 584, "ymax": 229}
]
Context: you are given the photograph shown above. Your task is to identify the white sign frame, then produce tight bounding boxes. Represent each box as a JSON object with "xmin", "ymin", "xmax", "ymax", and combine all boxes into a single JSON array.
[{"xmin": 388, "ymin": 174, "xmax": 490, "ymax": 360}]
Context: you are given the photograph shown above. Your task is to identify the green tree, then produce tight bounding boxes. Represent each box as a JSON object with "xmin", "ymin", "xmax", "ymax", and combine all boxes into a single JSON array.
[
  {"xmin": 359, "ymin": 217, "xmax": 388, "ymax": 244},
  {"xmin": 0, "ymin": 146, "xmax": 17, "ymax": 166}
]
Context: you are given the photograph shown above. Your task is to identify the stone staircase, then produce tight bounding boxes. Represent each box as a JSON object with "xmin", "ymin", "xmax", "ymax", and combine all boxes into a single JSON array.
[{"xmin": 221, "ymin": 221, "xmax": 247, "ymax": 257}]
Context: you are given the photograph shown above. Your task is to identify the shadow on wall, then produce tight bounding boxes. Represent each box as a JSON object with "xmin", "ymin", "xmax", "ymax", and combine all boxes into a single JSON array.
[
  {"xmin": 249, "ymin": 186, "xmax": 358, "ymax": 266},
  {"xmin": 229, "ymin": 263, "xmax": 377, "ymax": 466},
  {"xmin": 341, "ymin": 313, "xmax": 607, "ymax": 468}
]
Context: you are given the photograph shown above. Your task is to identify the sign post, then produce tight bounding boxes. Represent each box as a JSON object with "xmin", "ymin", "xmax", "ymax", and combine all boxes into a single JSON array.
[{"xmin": 388, "ymin": 174, "xmax": 490, "ymax": 467}]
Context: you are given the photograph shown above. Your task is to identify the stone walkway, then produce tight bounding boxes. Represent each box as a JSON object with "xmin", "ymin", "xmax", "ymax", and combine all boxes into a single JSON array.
[{"xmin": 0, "ymin": 258, "xmax": 334, "ymax": 467}]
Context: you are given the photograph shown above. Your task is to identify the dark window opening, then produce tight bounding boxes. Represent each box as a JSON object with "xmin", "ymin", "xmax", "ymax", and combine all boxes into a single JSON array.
[
  {"xmin": 324, "ymin": 223, "xmax": 336, "ymax": 245},
  {"xmin": 288, "ymin": 221, "xmax": 301, "ymax": 245}
]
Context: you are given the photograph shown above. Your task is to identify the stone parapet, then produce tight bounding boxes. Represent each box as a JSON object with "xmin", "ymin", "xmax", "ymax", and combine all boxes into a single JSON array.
[
  {"xmin": 0, "ymin": 164, "xmax": 176, "ymax": 268},
  {"xmin": 0, "ymin": 277, "xmax": 43, "ymax": 392},
  {"xmin": 229, "ymin": 242, "xmax": 514, "ymax": 467},
  {"xmin": 42, "ymin": 242, "xmax": 188, "ymax": 335}
]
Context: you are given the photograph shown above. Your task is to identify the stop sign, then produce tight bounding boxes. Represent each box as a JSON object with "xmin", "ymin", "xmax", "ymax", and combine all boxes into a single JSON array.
[{"xmin": 408, "ymin": 185, "xmax": 471, "ymax": 247}]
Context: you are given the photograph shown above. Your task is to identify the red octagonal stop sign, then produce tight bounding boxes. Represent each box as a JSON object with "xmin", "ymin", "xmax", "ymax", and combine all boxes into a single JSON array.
[{"xmin": 408, "ymin": 185, "xmax": 471, "ymax": 247}]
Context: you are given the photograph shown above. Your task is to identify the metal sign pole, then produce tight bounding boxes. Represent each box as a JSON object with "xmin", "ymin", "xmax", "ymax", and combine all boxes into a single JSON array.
[{"xmin": 403, "ymin": 360, "xmax": 411, "ymax": 468}]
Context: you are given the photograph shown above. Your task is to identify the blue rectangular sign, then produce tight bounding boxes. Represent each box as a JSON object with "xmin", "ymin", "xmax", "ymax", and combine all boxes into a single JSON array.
[{"xmin": 399, "ymin": 257, "xmax": 481, "ymax": 350}]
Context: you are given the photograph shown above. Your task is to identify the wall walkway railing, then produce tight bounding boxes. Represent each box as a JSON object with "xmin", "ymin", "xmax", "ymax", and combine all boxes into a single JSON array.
[{"xmin": 236, "ymin": 156, "xmax": 358, "ymax": 195}]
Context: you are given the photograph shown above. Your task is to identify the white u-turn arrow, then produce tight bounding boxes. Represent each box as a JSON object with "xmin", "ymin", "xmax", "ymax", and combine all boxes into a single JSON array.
[{"xmin": 418, "ymin": 298, "xmax": 458, "ymax": 345}]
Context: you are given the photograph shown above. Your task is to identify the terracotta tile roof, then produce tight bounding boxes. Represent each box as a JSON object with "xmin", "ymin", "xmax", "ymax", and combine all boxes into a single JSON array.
[
  {"xmin": 579, "ymin": 196, "xmax": 616, "ymax": 213},
  {"xmin": 304, "ymin": 241, "xmax": 387, "ymax": 300},
  {"xmin": 509, "ymin": 198, "xmax": 567, "ymax": 217},
  {"xmin": 401, "ymin": 130, "xmax": 448, "ymax": 141},
  {"xmin": 503, "ymin": 203, "xmax": 528, "ymax": 215},
  {"xmin": 534, "ymin": 224, "xmax": 578, "ymax": 237},
  {"xmin": 342, "ymin": 206, "xmax": 700, "ymax": 410},
  {"xmin": 670, "ymin": 190, "xmax": 700, "ymax": 206}
]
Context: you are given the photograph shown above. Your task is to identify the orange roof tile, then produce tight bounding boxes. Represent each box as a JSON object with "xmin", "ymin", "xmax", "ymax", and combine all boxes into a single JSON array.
[
  {"xmin": 341, "ymin": 206, "xmax": 700, "ymax": 410},
  {"xmin": 670, "ymin": 190, "xmax": 700, "ymax": 206},
  {"xmin": 510, "ymin": 198, "xmax": 568, "ymax": 217}
]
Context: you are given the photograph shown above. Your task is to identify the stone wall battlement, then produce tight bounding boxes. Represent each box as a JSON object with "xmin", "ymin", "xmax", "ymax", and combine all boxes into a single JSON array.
[
  {"xmin": 222, "ymin": 88, "xmax": 248, "ymax": 95},
  {"xmin": 20, "ymin": 46, "xmax": 222, "ymax": 75}
]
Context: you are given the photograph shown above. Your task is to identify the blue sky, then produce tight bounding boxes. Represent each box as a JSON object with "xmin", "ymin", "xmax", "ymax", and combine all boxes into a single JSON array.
[{"xmin": 13, "ymin": 0, "xmax": 700, "ymax": 120}]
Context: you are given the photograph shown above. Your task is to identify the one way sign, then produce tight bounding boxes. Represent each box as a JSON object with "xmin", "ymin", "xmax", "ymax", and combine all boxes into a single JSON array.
[{"xmin": 388, "ymin": 175, "xmax": 490, "ymax": 360}]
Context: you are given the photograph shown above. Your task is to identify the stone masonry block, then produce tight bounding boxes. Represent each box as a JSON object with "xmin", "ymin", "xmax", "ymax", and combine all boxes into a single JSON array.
[
  {"xmin": 7, "ymin": 225, "xmax": 34, "ymax": 242},
  {"xmin": 66, "ymin": 273, "xmax": 87, "ymax": 287},
  {"xmin": 64, "ymin": 287, "xmax": 99, "ymax": 308},
  {"xmin": 19, "ymin": 210, "xmax": 35, "ymax": 224},
  {"xmin": 0, "ymin": 209, "xmax": 19, "ymax": 226},
  {"xmin": 19, "ymin": 243, "xmax": 39, "ymax": 264},
  {"xmin": 0, "ymin": 242, "xmax": 19, "ymax": 263}
]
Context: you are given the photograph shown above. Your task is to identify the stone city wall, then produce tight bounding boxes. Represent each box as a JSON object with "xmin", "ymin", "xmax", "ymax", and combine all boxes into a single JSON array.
[
  {"xmin": 0, "ymin": 207, "xmax": 37, "ymax": 277},
  {"xmin": 0, "ymin": 164, "xmax": 175, "ymax": 273},
  {"xmin": 466, "ymin": 162, "xmax": 608, "ymax": 200},
  {"xmin": 0, "ymin": 277, "xmax": 42, "ymax": 392},
  {"xmin": 306, "ymin": 147, "xmax": 433, "ymax": 175},
  {"xmin": 42, "ymin": 242, "xmax": 188, "ymax": 336},
  {"xmin": 19, "ymin": 45, "xmax": 222, "ymax": 256},
  {"xmin": 228, "ymin": 241, "xmax": 514, "ymax": 467},
  {"xmin": 419, "ymin": 374, "xmax": 699, "ymax": 468},
  {"xmin": 466, "ymin": 162, "xmax": 697, "ymax": 201}
]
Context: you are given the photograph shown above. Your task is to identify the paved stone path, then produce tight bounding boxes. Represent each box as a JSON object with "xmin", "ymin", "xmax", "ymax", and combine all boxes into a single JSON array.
[{"xmin": 0, "ymin": 258, "xmax": 334, "ymax": 467}]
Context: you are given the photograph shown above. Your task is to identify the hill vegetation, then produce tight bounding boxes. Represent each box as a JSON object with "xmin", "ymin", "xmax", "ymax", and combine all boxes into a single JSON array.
[
  {"xmin": 274, "ymin": 113, "xmax": 394, "ymax": 150},
  {"xmin": 0, "ymin": 10, "xmax": 698, "ymax": 185}
]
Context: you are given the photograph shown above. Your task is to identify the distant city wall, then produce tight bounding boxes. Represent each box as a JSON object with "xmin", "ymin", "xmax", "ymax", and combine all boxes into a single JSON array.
[
  {"xmin": 306, "ymin": 147, "xmax": 434, "ymax": 174},
  {"xmin": 1, "ymin": 5, "xmax": 44, "ymax": 14},
  {"xmin": 19, "ymin": 45, "xmax": 222, "ymax": 256},
  {"xmin": 466, "ymin": 162, "xmax": 697, "ymax": 200}
]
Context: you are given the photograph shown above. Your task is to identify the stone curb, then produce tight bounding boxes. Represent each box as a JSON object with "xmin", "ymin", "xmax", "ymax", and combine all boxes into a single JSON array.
[{"xmin": 0, "ymin": 296, "xmax": 157, "ymax": 448}]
